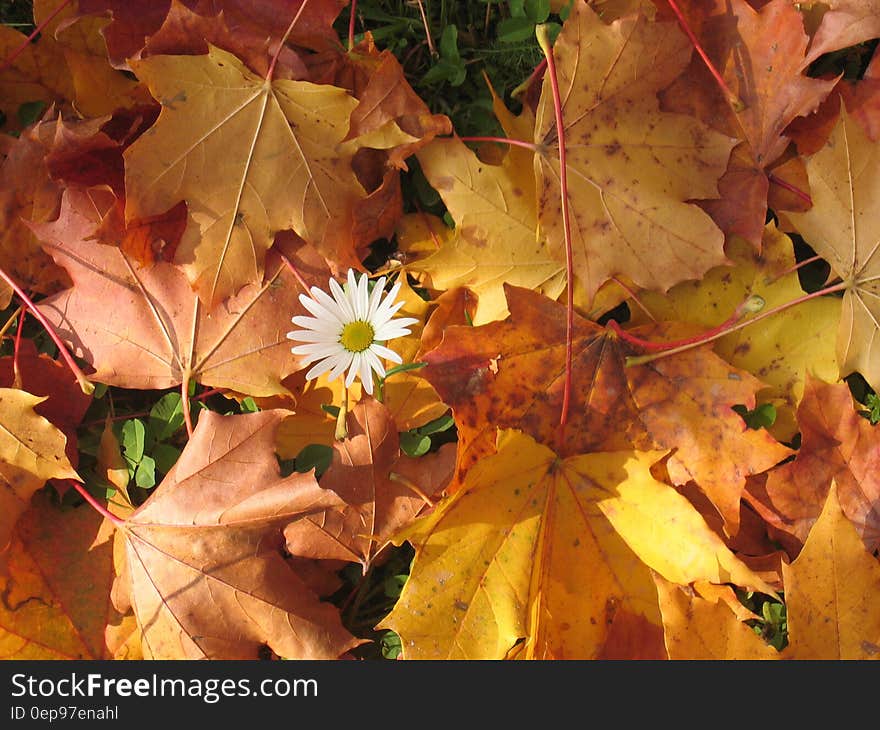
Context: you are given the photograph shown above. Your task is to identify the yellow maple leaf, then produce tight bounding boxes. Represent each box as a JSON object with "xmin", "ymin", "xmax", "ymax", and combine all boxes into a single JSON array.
[
  {"xmin": 630, "ymin": 222, "xmax": 841, "ymax": 440},
  {"xmin": 0, "ymin": 388, "xmax": 80, "ymax": 554},
  {"xmin": 411, "ymin": 137, "xmax": 565, "ymax": 325},
  {"xmin": 0, "ymin": 491, "xmax": 133, "ymax": 660},
  {"xmin": 655, "ymin": 577, "xmax": 779, "ymax": 659},
  {"xmin": 784, "ymin": 105, "xmax": 880, "ymax": 390},
  {"xmin": 782, "ymin": 482, "xmax": 880, "ymax": 659},
  {"xmin": 380, "ymin": 430, "xmax": 775, "ymax": 659},
  {"xmin": 124, "ymin": 46, "xmax": 373, "ymax": 306}
]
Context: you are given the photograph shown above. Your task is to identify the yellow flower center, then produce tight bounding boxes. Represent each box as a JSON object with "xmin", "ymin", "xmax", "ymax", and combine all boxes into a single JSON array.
[{"xmin": 340, "ymin": 320, "xmax": 375, "ymax": 353}]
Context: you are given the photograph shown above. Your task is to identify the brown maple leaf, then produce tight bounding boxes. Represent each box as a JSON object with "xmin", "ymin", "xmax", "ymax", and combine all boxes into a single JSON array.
[
  {"xmin": 13, "ymin": 107, "xmax": 177, "ymax": 264},
  {"xmin": 343, "ymin": 38, "xmax": 453, "ymax": 168},
  {"xmin": 843, "ymin": 47, "xmax": 880, "ymax": 143},
  {"xmin": 92, "ymin": 193, "xmax": 188, "ymax": 265},
  {"xmin": 534, "ymin": 0, "xmax": 735, "ymax": 304},
  {"xmin": 0, "ymin": 121, "xmax": 71, "ymax": 304},
  {"xmin": 32, "ymin": 0, "xmax": 153, "ymax": 118},
  {"xmin": 419, "ymin": 286, "xmax": 479, "ymax": 355},
  {"xmin": 114, "ymin": 409, "xmax": 359, "ymax": 659},
  {"xmin": 801, "ymin": 0, "xmax": 880, "ymax": 65},
  {"xmin": 76, "ymin": 0, "xmax": 347, "ymax": 70},
  {"xmin": 787, "ymin": 47, "xmax": 880, "ymax": 156},
  {"xmin": 284, "ymin": 397, "xmax": 455, "ymax": 572},
  {"xmin": 41, "ymin": 116, "xmax": 126, "ymax": 193},
  {"xmin": 421, "ymin": 285, "xmax": 791, "ymax": 534},
  {"xmin": 659, "ymin": 0, "xmax": 835, "ymax": 246},
  {"xmin": 746, "ymin": 376, "xmax": 880, "ymax": 552},
  {"xmin": 36, "ymin": 186, "xmax": 185, "ymax": 267},
  {"xmin": 138, "ymin": 0, "xmax": 308, "ymax": 80}
]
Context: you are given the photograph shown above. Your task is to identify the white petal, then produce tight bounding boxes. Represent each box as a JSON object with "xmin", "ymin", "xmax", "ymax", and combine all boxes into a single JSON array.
[
  {"xmin": 369, "ymin": 343, "xmax": 402, "ymax": 363},
  {"xmin": 364, "ymin": 348, "xmax": 386, "ymax": 378},
  {"xmin": 312, "ymin": 286, "xmax": 351, "ymax": 323},
  {"xmin": 366, "ymin": 276, "xmax": 386, "ymax": 320},
  {"xmin": 377, "ymin": 314, "xmax": 419, "ymax": 330},
  {"xmin": 291, "ymin": 313, "xmax": 330, "ymax": 328},
  {"xmin": 300, "ymin": 292, "xmax": 345, "ymax": 325},
  {"xmin": 374, "ymin": 319, "xmax": 418, "ymax": 341},
  {"xmin": 372, "ymin": 295, "xmax": 407, "ymax": 327},
  {"xmin": 344, "ymin": 353, "xmax": 361, "ymax": 388},
  {"xmin": 373, "ymin": 326, "xmax": 414, "ymax": 342},
  {"xmin": 330, "ymin": 277, "xmax": 356, "ymax": 321},
  {"xmin": 287, "ymin": 329, "xmax": 340, "ymax": 344},
  {"xmin": 292, "ymin": 351, "xmax": 322, "ymax": 366},
  {"xmin": 359, "ymin": 353, "xmax": 374, "ymax": 394},
  {"xmin": 289, "ymin": 315, "xmax": 319, "ymax": 329},
  {"xmin": 292, "ymin": 342, "xmax": 343, "ymax": 357},
  {"xmin": 306, "ymin": 351, "xmax": 346, "ymax": 380},
  {"xmin": 354, "ymin": 270, "xmax": 369, "ymax": 320},
  {"xmin": 290, "ymin": 315, "xmax": 341, "ymax": 334},
  {"xmin": 328, "ymin": 351, "xmax": 353, "ymax": 381}
]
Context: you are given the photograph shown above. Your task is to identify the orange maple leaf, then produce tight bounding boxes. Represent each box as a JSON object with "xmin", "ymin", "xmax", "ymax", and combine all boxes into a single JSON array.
[
  {"xmin": 421, "ymin": 285, "xmax": 792, "ymax": 534},
  {"xmin": 0, "ymin": 491, "xmax": 135, "ymax": 659}
]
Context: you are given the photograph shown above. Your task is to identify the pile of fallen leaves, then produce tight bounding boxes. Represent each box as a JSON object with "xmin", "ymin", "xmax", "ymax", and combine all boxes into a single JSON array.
[{"xmin": 1, "ymin": 0, "xmax": 879, "ymax": 660}]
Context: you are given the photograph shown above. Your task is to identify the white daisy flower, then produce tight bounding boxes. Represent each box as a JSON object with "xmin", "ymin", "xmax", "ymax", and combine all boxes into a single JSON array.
[{"xmin": 287, "ymin": 269, "xmax": 419, "ymax": 395}]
